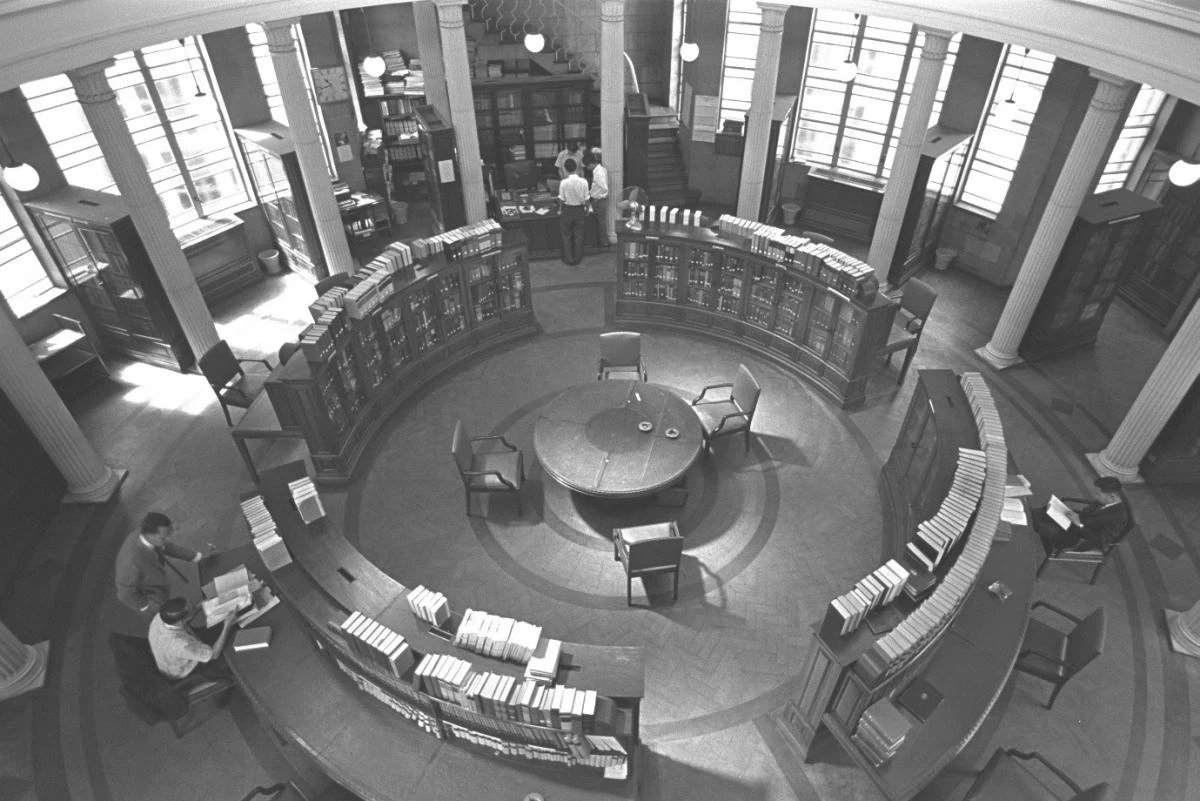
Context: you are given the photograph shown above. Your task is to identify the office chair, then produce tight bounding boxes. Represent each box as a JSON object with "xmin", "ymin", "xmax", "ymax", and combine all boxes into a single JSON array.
[
  {"xmin": 451, "ymin": 419, "xmax": 525, "ymax": 517},
  {"xmin": 1033, "ymin": 478, "xmax": 1134, "ymax": 585},
  {"xmin": 961, "ymin": 748, "xmax": 1108, "ymax": 801},
  {"xmin": 691, "ymin": 363, "xmax": 761, "ymax": 453},
  {"xmin": 198, "ymin": 340, "xmax": 274, "ymax": 426},
  {"xmin": 1013, "ymin": 602, "xmax": 1106, "ymax": 710},
  {"xmin": 598, "ymin": 331, "xmax": 648, "ymax": 381},
  {"xmin": 877, "ymin": 278, "xmax": 938, "ymax": 384},
  {"xmin": 613, "ymin": 521, "xmax": 685, "ymax": 606}
]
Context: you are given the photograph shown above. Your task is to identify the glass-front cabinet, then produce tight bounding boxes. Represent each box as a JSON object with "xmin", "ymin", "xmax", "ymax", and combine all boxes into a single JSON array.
[
  {"xmin": 687, "ymin": 249, "xmax": 716, "ymax": 308},
  {"xmin": 774, "ymin": 272, "xmax": 808, "ymax": 339},
  {"xmin": 652, "ymin": 243, "xmax": 681, "ymax": 301},
  {"xmin": 746, "ymin": 262, "xmax": 778, "ymax": 329},
  {"xmin": 716, "ymin": 255, "xmax": 745, "ymax": 317},
  {"xmin": 622, "ymin": 240, "xmax": 650, "ymax": 299},
  {"xmin": 496, "ymin": 250, "xmax": 529, "ymax": 314}
]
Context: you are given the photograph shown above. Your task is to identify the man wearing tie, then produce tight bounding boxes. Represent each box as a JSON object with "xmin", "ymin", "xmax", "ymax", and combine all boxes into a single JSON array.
[{"xmin": 114, "ymin": 512, "xmax": 212, "ymax": 619}]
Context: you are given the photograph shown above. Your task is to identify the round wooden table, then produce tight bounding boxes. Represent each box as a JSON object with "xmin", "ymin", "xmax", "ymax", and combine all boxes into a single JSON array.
[{"xmin": 534, "ymin": 380, "xmax": 704, "ymax": 498}]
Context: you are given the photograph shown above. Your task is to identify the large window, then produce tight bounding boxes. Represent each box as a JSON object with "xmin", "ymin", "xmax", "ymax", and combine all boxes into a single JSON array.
[
  {"xmin": 1097, "ymin": 84, "xmax": 1166, "ymax": 192},
  {"xmin": 0, "ymin": 193, "xmax": 54, "ymax": 317},
  {"xmin": 717, "ymin": 0, "xmax": 762, "ymax": 128}
]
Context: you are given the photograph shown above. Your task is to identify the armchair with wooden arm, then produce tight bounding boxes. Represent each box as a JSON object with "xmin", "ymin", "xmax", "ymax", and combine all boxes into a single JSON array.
[
  {"xmin": 1014, "ymin": 602, "xmax": 1106, "ymax": 710},
  {"xmin": 451, "ymin": 420, "xmax": 525, "ymax": 517},
  {"xmin": 691, "ymin": 363, "xmax": 761, "ymax": 454}
]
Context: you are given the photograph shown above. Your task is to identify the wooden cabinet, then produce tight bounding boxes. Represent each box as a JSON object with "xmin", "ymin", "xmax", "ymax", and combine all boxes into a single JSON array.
[
  {"xmin": 1119, "ymin": 179, "xmax": 1200, "ymax": 336},
  {"xmin": 888, "ymin": 126, "xmax": 971, "ymax": 285},
  {"xmin": 414, "ymin": 105, "xmax": 466, "ymax": 233},
  {"xmin": 236, "ymin": 121, "xmax": 328, "ymax": 284},
  {"xmin": 615, "ymin": 224, "xmax": 897, "ymax": 409},
  {"xmin": 1141, "ymin": 375, "xmax": 1200, "ymax": 485},
  {"xmin": 24, "ymin": 186, "xmax": 193, "ymax": 371},
  {"xmin": 1020, "ymin": 189, "xmax": 1162, "ymax": 361}
]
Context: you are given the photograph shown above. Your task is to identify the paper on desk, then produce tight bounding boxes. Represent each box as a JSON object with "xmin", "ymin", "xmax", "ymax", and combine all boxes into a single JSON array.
[
  {"xmin": 1005, "ymin": 474, "xmax": 1033, "ymax": 498},
  {"xmin": 1002, "ymin": 497, "xmax": 1028, "ymax": 525},
  {"xmin": 1046, "ymin": 495, "xmax": 1081, "ymax": 530},
  {"xmin": 212, "ymin": 565, "xmax": 250, "ymax": 597},
  {"xmin": 201, "ymin": 587, "xmax": 252, "ymax": 626}
]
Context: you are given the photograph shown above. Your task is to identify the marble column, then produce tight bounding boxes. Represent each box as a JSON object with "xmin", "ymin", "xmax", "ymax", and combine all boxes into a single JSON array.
[
  {"xmin": 432, "ymin": 0, "xmax": 488, "ymax": 223},
  {"xmin": 0, "ymin": 307, "xmax": 123, "ymax": 503},
  {"xmin": 0, "ymin": 620, "xmax": 48, "ymax": 702},
  {"xmin": 413, "ymin": 0, "xmax": 452, "ymax": 122},
  {"xmin": 1086, "ymin": 295, "xmax": 1200, "ymax": 481},
  {"xmin": 976, "ymin": 71, "xmax": 1133, "ymax": 370},
  {"xmin": 867, "ymin": 28, "xmax": 953, "ymax": 287},
  {"xmin": 68, "ymin": 61, "xmax": 220, "ymax": 361},
  {"xmin": 736, "ymin": 3, "xmax": 789, "ymax": 221},
  {"xmin": 1167, "ymin": 598, "xmax": 1200, "ymax": 659},
  {"xmin": 600, "ymin": 0, "xmax": 627, "ymax": 241},
  {"xmin": 263, "ymin": 19, "xmax": 355, "ymax": 275}
]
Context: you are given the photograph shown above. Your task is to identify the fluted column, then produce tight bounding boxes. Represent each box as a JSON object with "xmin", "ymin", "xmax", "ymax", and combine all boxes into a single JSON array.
[
  {"xmin": 976, "ymin": 70, "xmax": 1133, "ymax": 370},
  {"xmin": 0, "ymin": 307, "xmax": 124, "ymax": 503},
  {"xmin": 413, "ymin": 0, "xmax": 451, "ymax": 122},
  {"xmin": 263, "ymin": 19, "xmax": 355, "ymax": 275},
  {"xmin": 432, "ymin": 0, "xmax": 487, "ymax": 223},
  {"xmin": 68, "ymin": 61, "xmax": 220, "ymax": 361},
  {"xmin": 600, "ymin": 0, "xmax": 626, "ymax": 240},
  {"xmin": 736, "ymin": 3, "xmax": 788, "ymax": 220},
  {"xmin": 0, "ymin": 620, "xmax": 48, "ymax": 702},
  {"xmin": 1086, "ymin": 297, "xmax": 1200, "ymax": 481},
  {"xmin": 1167, "ymin": 597, "xmax": 1200, "ymax": 658},
  {"xmin": 867, "ymin": 27, "xmax": 952, "ymax": 286}
]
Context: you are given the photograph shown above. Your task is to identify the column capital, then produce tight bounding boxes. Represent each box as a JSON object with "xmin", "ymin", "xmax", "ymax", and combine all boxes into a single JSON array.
[
  {"xmin": 1089, "ymin": 69, "xmax": 1134, "ymax": 111},
  {"xmin": 432, "ymin": 0, "xmax": 465, "ymax": 27},
  {"xmin": 261, "ymin": 17, "xmax": 300, "ymax": 32},
  {"xmin": 67, "ymin": 60, "xmax": 117, "ymax": 104},
  {"xmin": 601, "ymin": 0, "xmax": 626, "ymax": 21},
  {"xmin": 261, "ymin": 18, "xmax": 299, "ymax": 51},
  {"xmin": 918, "ymin": 28, "xmax": 953, "ymax": 60},
  {"xmin": 757, "ymin": 3, "xmax": 789, "ymax": 29}
]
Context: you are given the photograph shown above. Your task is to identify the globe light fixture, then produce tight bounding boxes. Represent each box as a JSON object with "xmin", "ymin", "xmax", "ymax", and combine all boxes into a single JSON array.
[
  {"xmin": 1168, "ymin": 159, "xmax": 1200, "ymax": 188},
  {"xmin": 362, "ymin": 54, "xmax": 387, "ymax": 78},
  {"xmin": 833, "ymin": 58, "xmax": 859, "ymax": 83},
  {"xmin": 680, "ymin": 42, "xmax": 700, "ymax": 63},
  {"xmin": 525, "ymin": 32, "xmax": 545, "ymax": 53},
  {"xmin": 2, "ymin": 162, "xmax": 40, "ymax": 192},
  {"xmin": 993, "ymin": 97, "xmax": 1020, "ymax": 124}
]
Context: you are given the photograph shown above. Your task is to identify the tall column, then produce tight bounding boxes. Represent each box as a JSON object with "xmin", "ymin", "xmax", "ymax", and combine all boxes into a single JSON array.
[
  {"xmin": 413, "ymin": 0, "xmax": 451, "ymax": 122},
  {"xmin": 600, "ymin": 0, "xmax": 627, "ymax": 241},
  {"xmin": 263, "ymin": 20, "xmax": 355, "ymax": 275},
  {"xmin": 0, "ymin": 308, "xmax": 124, "ymax": 503},
  {"xmin": 1167, "ymin": 597, "xmax": 1200, "ymax": 659},
  {"xmin": 1086, "ymin": 297, "xmax": 1200, "ymax": 481},
  {"xmin": 976, "ymin": 71, "xmax": 1133, "ymax": 369},
  {"xmin": 0, "ymin": 620, "xmax": 48, "ymax": 702},
  {"xmin": 736, "ymin": 3, "xmax": 788, "ymax": 220},
  {"xmin": 867, "ymin": 27, "xmax": 952, "ymax": 287},
  {"xmin": 432, "ymin": 0, "xmax": 488, "ymax": 223},
  {"xmin": 68, "ymin": 61, "xmax": 220, "ymax": 361}
]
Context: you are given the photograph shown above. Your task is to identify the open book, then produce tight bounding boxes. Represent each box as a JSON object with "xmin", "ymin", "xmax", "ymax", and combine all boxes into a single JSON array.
[{"xmin": 1046, "ymin": 495, "xmax": 1082, "ymax": 530}]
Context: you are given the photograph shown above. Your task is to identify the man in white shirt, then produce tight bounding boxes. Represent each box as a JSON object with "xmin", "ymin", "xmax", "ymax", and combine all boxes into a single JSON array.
[
  {"xmin": 586, "ymin": 147, "xmax": 610, "ymax": 247},
  {"xmin": 554, "ymin": 140, "xmax": 585, "ymax": 180},
  {"xmin": 148, "ymin": 597, "xmax": 235, "ymax": 681},
  {"xmin": 557, "ymin": 158, "xmax": 590, "ymax": 265}
]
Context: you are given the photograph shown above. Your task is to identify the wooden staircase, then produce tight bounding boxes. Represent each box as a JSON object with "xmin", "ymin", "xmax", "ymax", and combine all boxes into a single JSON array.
[{"xmin": 644, "ymin": 126, "xmax": 696, "ymax": 207}]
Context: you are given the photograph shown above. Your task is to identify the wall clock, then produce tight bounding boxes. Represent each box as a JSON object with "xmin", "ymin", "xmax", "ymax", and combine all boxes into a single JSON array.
[{"xmin": 312, "ymin": 66, "xmax": 350, "ymax": 104}]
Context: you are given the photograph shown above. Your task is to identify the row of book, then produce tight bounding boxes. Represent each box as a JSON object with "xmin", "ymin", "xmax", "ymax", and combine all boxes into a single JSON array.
[
  {"xmin": 452, "ymin": 608, "xmax": 543, "ymax": 664},
  {"xmin": 343, "ymin": 261, "xmax": 400, "ymax": 319},
  {"xmin": 287, "ymin": 475, "xmax": 326, "ymax": 525},
  {"xmin": 301, "ymin": 287, "xmax": 351, "ymax": 363},
  {"xmin": 851, "ymin": 697, "xmax": 912, "ymax": 766},
  {"xmin": 411, "ymin": 219, "xmax": 504, "ymax": 262},
  {"xmin": 857, "ymin": 374, "xmax": 1008, "ymax": 685},
  {"xmin": 826, "ymin": 559, "xmax": 911, "ymax": 637},
  {"xmin": 360, "ymin": 50, "xmax": 412, "ymax": 97},
  {"xmin": 335, "ymin": 657, "xmax": 441, "ymax": 736},
  {"xmin": 637, "ymin": 205, "xmax": 708, "ymax": 228},
  {"xmin": 239, "ymin": 494, "xmax": 292, "ymax": 571},
  {"xmin": 340, "ymin": 611, "xmax": 417, "ymax": 679},
  {"xmin": 442, "ymin": 722, "xmax": 628, "ymax": 773},
  {"xmin": 905, "ymin": 448, "xmax": 986, "ymax": 574},
  {"xmin": 406, "ymin": 584, "xmax": 451, "ymax": 626}
]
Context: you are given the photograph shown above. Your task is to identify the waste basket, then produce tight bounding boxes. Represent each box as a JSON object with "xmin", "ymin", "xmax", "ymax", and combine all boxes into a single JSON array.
[
  {"xmin": 258, "ymin": 249, "xmax": 282, "ymax": 275},
  {"xmin": 391, "ymin": 201, "xmax": 408, "ymax": 226},
  {"xmin": 934, "ymin": 247, "xmax": 957, "ymax": 271},
  {"xmin": 782, "ymin": 203, "xmax": 802, "ymax": 226}
]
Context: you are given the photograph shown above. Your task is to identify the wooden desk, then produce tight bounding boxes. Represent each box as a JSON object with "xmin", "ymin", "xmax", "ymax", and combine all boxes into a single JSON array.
[
  {"xmin": 230, "ymin": 394, "xmax": 306, "ymax": 483},
  {"xmin": 497, "ymin": 203, "xmax": 604, "ymax": 260},
  {"xmin": 534, "ymin": 381, "xmax": 703, "ymax": 498}
]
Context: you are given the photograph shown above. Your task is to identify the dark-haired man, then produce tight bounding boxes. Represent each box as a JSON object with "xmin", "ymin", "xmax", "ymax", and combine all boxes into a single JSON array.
[
  {"xmin": 115, "ymin": 512, "xmax": 212, "ymax": 619},
  {"xmin": 558, "ymin": 158, "xmax": 589, "ymax": 265},
  {"xmin": 148, "ymin": 597, "xmax": 234, "ymax": 681},
  {"xmin": 555, "ymin": 140, "xmax": 585, "ymax": 180}
]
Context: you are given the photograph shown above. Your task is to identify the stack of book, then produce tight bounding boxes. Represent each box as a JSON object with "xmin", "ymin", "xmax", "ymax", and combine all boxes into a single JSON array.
[
  {"xmin": 643, "ymin": 206, "xmax": 707, "ymax": 227},
  {"xmin": 905, "ymin": 447, "xmax": 986, "ymax": 575},
  {"xmin": 239, "ymin": 494, "xmax": 292, "ymax": 571},
  {"xmin": 826, "ymin": 559, "xmax": 910, "ymax": 636},
  {"xmin": 851, "ymin": 698, "xmax": 912, "ymax": 766},
  {"xmin": 411, "ymin": 220, "xmax": 504, "ymax": 262},
  {"xmin": 365, "ymin": 240, "xmax": 416, "ymax": 278},
  {"xmin": 453, "ymin": 609, "xmax": 543, "ymax": 664},
  {"xmin": 286, "ymin": 476, "xmax": 325, "ymax": 525},
  {"xmin": 342, "ymin": 266, "xmax": 395, "ymax": 319},
  {"xmin": 406, "ymin": 585, "xmax": 451, "ymax": 626},
  {"xmin": 339, "ymin": 611, "xmax": 416, "ymax": 678},
  {"xmin": 524, "ymin": 637, "xmax": 562, "ymax": 682}
]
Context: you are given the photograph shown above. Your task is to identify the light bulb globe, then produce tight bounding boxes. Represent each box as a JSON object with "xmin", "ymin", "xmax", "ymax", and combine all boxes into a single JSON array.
[
  {"xmin": 3, "ymin": 162, "xmax": 40, "ymax": 192},
  {"xmin": 832, "ymin": 59, "xmax": 859, "ymax": 82},
  {"xmin": 525, "ymin": 33, "xmax": 545, "ymax": 53},
  {"xmin": 680, "ymin": 42, "xmax": 700, "ymax": 63},
  {"xmin": 1168, "ymin": 159, "xmax": 1200, "ymax": 188},
  {"xmin": 362, "ymin": 55, "xmax": 387, "ymax": 78},
  {"xmin": 993, "ymin": 98, "xmax": 1019, "ymax": 124}
]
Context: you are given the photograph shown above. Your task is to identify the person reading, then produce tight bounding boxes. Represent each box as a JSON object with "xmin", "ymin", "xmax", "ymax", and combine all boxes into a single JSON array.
[
  {"xmin": 1034, "ymin": 476, "xmax": 1130, "ymax": 552},
  {"xmin": 115, "ymin": 512, "xmax": 214, "ymax": 619},
  {"xmin": 558, "ymin": 158, "xmax": 589, "ymax": 265},
  {"xmin": 148, "ymin": 597, "xmax": 235, "ymax": 682}
]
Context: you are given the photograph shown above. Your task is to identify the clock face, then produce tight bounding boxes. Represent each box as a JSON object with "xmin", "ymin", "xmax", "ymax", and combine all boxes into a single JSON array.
[{"xmin": 312, "ymin": 66, "xmax": 350, "ymax": 104}]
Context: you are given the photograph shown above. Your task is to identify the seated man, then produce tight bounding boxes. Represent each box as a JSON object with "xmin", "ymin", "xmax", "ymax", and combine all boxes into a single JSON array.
[
  {"xmin": 1033, "ymin": 476, "xmax": 1129, "ymax": 552},
  {"xmin": 148, "ymin": 597, "xmax": 235, "ymax": 682}
]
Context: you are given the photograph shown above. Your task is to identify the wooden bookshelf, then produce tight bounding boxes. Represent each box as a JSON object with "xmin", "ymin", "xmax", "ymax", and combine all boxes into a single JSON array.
[
  {"xmin": 264, "ymin": 230, "xmax": 536, "ymax": 484},
  {"xmin": 414, "ymin": 105, "xmax": 466, "ymax": 232},
  {"xmin": 614, "ymin": 222, "xmax": 898, "ymax": 409}
]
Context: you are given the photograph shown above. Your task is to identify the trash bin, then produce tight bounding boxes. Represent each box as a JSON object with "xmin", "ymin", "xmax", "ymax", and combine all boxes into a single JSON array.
[
  {"xmin": 934, "ymin": 247, "xmax": 957, "ymax": 271},
  {"xmin": 781, "ymin": 202, "xmax": 802, "ymax": 226},
  {"xmin": 391, "ymin": 201, "xmax": 408, "ymax": 226},
  {"xmin": 258, "ymin": 249, "xmax": 282, "ymax": 275}
]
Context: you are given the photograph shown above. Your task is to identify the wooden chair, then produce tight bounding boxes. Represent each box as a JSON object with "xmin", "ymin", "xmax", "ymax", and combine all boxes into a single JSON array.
[
  {"xmin": 598, "ymin": 331, "xmax": 648, "ymax": 381},
  {"xmin": 108, "ymin": 632, "xmax": 235, "ymax": 737},
  {"xmin": 691, "ymin": 363, "xmax": 761, "ymax": 453},
  {"xmin": 800, "ymin": 230, "xmax": 835, "ymax": 246},
  {"xmin": 451, "ymin": 419, "xmax": 524, "ymax": 517},
  {"xmin": 277, "ymin": 340, "xmax": 302, "ymax": 367},
  {"xmin": 1013, "ymin": 602, "xmax": 1106, "ymax": 710},
  {"xmin": 198, "ymin": 340, "xmax": 274, "ymax": 426},
  {"xmin": 961, "ymin": 748, "xmax": 1108, "ymax": 801},
  {"xmin": 314, "ymin": 273, "xmax": 354, "ymax": 297},
  {"xmin": 1034, "ymin": 478, "xmax": 1134, "ymax": 585},
  {"xmin": 613, "ymin": 521, "xmax": 685, "ymax": 606},
  {"xmin": 877, "ymin": 278, "xmax": 938, "ymax": 384}
]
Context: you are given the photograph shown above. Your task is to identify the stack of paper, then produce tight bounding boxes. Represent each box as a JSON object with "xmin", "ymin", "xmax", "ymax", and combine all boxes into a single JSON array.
[{"xmin": 523, "ymin": 637, "xmax": 562, "ymax": 682}]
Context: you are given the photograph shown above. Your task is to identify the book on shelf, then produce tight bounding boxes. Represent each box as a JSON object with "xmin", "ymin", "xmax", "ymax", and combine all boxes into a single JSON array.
[{"xmin": 232, "ymin": 626, "xmax": 272, "ymax": 652}]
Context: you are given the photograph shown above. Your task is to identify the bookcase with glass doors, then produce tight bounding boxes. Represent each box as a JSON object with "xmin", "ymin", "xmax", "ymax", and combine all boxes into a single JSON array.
[{"xmin": 615, "ymin": 223, "xmax": 898, "ymax": 409}]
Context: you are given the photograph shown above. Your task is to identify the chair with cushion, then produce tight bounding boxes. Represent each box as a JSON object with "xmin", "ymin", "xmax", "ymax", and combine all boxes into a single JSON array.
[
  {"xmin": 877, "ymin": 278, "xmax": 938, "ymax": 384},
  {"xmin": 199, "ymin": 340, "xmax": 275, "ymax": 426},
  {"xmin": 613, "ymin": 521, "xmax": 685, "ymax": 606},
  {"xmin": 451, "ymin": 419, "xmax": 524, "ymax": 517},
  {"xmin": 800, "ymin": 230, "xmax": 835, "ymax": 246},
  {"xmin": 691, "ymin": 364, "xmax": 761, "ymax": 453},
  {"xmin": 597, "ymin": 331, "xmax": 648, "ymax": 381},
  {"xmin": 1013, "ymin": 602, "xmax": 1106, "ymax": 710},
  {"xmin": 277, "ymin": 340, "xmax": 302, "ymax": 367},
  {"xmin": 961, "ymin": 747, "xmax": 1107, "ymax": 801},
  {"xmin": 108, "ymin": 632, "xmax": 235, "ymax": 737},
  {"xmin": 1033, "ymin": 477, "xmax": 1134, "ymax": 585}
]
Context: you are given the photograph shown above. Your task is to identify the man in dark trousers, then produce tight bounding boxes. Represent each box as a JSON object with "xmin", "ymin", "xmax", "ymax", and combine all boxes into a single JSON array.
[
  {"xmin": 557, "ymin": 158, "xmax": 589, "ymax": 265},
  {"xmin": 148, "ymin": 597, "xmax": 235, "ymax": 682},
  {"xmin": 115, "ymin": 512, "xmax": 212, "ymax": 619}
]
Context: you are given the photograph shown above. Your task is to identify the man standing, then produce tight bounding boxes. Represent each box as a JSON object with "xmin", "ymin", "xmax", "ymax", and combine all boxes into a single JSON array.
[
  {"xmin": 115, "ymin": 512, "xmax": 211, "ymax": 619},
  {"xmin": 555, "ymin": 140, "xmax": 585, "ymax": 180},
  {"xmin": 148, "ymin": 597, "xmax": 235, "ymax": 681},
  {"xmin": 558, "ymin": 158, "xmax": 589, "ymax": 265},
  {"xmin": 586, "ymin": 147, "xmax": 610, "ymax": 247}
]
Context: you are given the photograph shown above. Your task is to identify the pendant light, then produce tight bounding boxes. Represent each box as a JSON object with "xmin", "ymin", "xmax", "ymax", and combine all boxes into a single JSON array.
[
  {"xmin": 0, "ymin": 124, "xmax": 40, "ymax": 192},
  {"xmin": 179, "ymin": 39, "xmax": 207, "ymax": 98},
  {"xmin": 361, "ymin": 9, "xmax": 387, "ymax": 78},
  {"xmin": 993, "ymin": 46, "xmax": 1029, "ymax": 124},
  {"xmin": 1168, "ymin": 158, "xmax": 1200, "ymax": 187},
  {"xmin": 680, "ymin": 42, "xmax": 700, "ymax": 63},
  {"xmin": 833, "ymin": 15, "xmax": 860, "ymax": 83},
  {"xmin": 524, "ymin": 0, "xmax": 547, "ymax": 53}
]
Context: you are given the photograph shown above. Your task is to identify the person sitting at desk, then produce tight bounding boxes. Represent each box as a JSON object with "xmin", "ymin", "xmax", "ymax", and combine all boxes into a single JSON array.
[
  {"xmin": 1033, "ymin": 476, "xmax": 1130, "ymax": 551},
  {"xmin": 148, "ymin": 597, "xmax": 235, "ymax": 681},
  {"xmin": 555, "ymin": 140, "xmax": 585, "ymax": 180},
  {"xmin": 115, "ymin": 512, "xmax": 213, "ymax": 620},
  {"xmin": 558, "ymin": 158, "xmax": 589, "ymax": 266}
]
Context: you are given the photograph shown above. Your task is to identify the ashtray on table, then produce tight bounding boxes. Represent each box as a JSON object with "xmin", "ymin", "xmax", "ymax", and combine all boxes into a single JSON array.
[
  {"xmin": 664, "ymin": 427, "xmax": 680, "ymax": 439},
  {"xmin": 638, "ymin": 421, "xmax": 653, "ymax": 432}
]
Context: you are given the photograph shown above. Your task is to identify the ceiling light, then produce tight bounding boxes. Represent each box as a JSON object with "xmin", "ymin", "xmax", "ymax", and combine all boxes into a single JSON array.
[
  {"xmin": 680, "ymin": 42, "xmax": 700, "ymax": 63},
  {"xmin": 3, "ymin": 163, "xmax": 40, "ymax": 192},
  {"xmin": 1168, "ymin": 159, "xmax": 1200, "ymax": 188},
  {"xmin": 833, "ymin": 59, "xmax": 859, "ymax": 82},
  {"xmin": 525, "ymin": 32, "xmax": 545, "ymax": 53}
]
